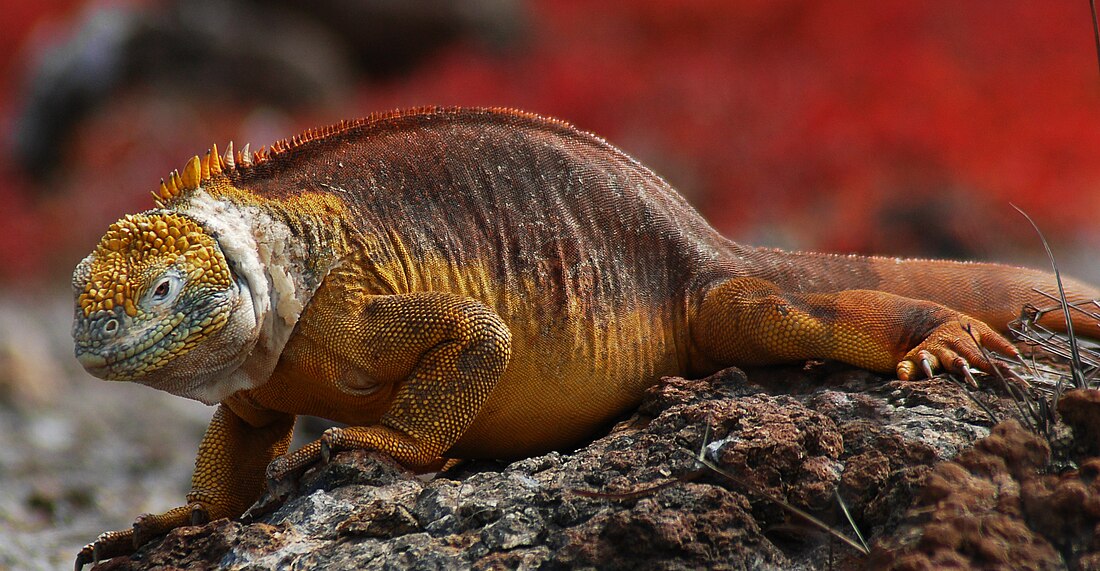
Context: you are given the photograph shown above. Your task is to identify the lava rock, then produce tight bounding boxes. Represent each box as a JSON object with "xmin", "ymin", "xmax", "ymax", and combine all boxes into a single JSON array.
[{"xmin": 93, "ymin": 367, "xmax": 1100, "ymax": 570}]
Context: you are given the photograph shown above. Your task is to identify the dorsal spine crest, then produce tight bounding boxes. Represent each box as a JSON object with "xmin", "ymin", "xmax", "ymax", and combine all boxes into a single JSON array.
[{"xmin": 149, "ymin": 107, "xmax": 580, "ymax": 209}]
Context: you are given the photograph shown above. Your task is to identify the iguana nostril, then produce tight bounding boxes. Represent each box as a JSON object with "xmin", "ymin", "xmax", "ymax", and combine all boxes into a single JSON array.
[{"xmin": 104, "ymin": 318, "xmax": 119, "ymax": 335}]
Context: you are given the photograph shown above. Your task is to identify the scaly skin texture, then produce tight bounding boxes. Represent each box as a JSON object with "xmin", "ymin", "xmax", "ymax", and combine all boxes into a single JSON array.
[{"xmin": 72, "ymin": 107, "xmax": 1100, "ymax": 567}]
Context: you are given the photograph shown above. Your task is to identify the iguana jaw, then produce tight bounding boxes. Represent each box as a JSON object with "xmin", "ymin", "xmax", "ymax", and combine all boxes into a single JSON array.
[{"xmin": 73, "ymin": 274, "xmax": 260, "ymax": 404}]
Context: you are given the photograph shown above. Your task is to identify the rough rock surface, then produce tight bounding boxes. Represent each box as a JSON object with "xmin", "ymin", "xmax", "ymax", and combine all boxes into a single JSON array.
[
  {"xmin": 88, "ymin": 365, "xmax": 1100, "ymax": 570},
  {"xmin": 868, "ymin": 389, "xmax": 1100, "ymax": 570}
]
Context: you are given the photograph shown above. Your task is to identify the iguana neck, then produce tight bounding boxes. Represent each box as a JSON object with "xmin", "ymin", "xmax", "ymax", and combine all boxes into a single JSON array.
[{"xmin": 172, "ymin": 186, "xmax": 345, "ymax": 403}]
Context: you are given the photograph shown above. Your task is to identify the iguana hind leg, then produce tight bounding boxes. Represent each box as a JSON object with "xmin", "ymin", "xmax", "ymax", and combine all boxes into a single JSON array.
[{"xmin": 689, "ymin": 276, "xmax": 1018, "ymax": 379}]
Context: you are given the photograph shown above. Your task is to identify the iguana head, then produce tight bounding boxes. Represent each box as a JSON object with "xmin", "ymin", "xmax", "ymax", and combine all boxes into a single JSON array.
[{"xmin": 72, "ymin": 210, "xmax": 258, "ymax": 401}]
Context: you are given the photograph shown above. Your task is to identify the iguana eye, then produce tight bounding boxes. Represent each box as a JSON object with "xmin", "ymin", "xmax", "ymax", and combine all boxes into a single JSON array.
[{"xmin": 146, "ymin": 273, "xmax": 183, "ymax": 307}]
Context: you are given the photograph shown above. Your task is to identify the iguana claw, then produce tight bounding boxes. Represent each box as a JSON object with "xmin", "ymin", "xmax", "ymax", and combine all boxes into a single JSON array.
[
  {"xmin": 74, "ymin": 528, "xmax": 135, "ymax": 571},
  {"xmin": 264, "ymin": 456, "xmax": 301, "ymax": 502},
  {"xmin": 264, "ymin": 441, "xmax": 323, "ymax": 501},
  {"xmin": 74, "ymin": 544, "xmax": 93, "ymax": 571},
  {"xmin": 320, "ymin": 428, "xmax": 342, "ymax": 464}
]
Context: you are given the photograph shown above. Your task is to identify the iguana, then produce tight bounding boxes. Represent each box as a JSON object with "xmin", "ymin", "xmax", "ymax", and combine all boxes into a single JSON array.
[{"xmin": 72, "ymin": 107, "xmax": 1100, "ymax": 567}]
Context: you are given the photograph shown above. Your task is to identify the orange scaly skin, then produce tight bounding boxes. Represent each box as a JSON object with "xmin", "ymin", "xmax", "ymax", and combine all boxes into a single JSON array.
[{"xmin": 72, "ymin": 107, "xmax": 1100, "ymax": 567}]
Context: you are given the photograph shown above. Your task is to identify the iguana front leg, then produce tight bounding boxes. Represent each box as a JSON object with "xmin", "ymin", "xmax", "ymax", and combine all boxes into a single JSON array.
[
  {"xmin": 266, "ymin": 291, "xmax": 512, "ymax": 482},
  {"xmin": 690, "ymin": 277, "xmax": 1019, "ymax": 379},
  {"xmin": 76, "ymin": 405, "xmax": 294, "ymax": 569}
]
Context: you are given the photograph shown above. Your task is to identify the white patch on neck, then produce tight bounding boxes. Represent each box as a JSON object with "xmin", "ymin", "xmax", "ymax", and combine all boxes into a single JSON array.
[{"xmin": 177, "ymin": 190, "xmax": 316, "ymax": 404}]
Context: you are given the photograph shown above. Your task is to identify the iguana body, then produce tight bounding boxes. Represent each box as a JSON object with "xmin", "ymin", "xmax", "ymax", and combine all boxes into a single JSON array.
[{"xmin": 73, "ymin": 107, "xmax": 1100, "ymax": 566}]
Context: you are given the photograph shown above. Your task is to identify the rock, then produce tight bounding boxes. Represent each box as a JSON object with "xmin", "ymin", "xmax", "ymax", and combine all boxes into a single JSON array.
[
  {"xmin": 1056, "ymin": 389, "xmax": 1100, "ymax": 456},
  {"xmin": 90, "ymin": 367, "xmax": 1100, "ymax": 570},
  {"xmin": 868, "ymin": 388, "xmax": 1100, "ymax": 570}
]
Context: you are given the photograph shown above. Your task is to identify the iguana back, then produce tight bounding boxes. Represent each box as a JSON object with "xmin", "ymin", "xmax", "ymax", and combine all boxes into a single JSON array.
[{"xmin": 215, "ymin": 109, "xmax": 743, "ymax": 455}]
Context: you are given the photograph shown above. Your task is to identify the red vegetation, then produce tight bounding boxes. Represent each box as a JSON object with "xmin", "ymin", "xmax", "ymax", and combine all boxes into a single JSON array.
[{"xmin": 2, "ymin": 1, "xmax": 1100, "ymax": 282}]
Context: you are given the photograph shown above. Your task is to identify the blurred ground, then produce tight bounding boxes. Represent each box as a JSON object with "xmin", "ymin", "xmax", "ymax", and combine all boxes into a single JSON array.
[
  {"xmin": 1, "ymin": 1, "xmax": 1099, "ymax": 569},
  {"xmin": 0, "ymin": 297, "xmax": 208, "ymax": 570}
]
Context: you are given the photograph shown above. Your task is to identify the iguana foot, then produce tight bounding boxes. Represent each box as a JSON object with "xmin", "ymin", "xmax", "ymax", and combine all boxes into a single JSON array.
[
  {"xmin": 262, "ymin": 427, "xmax": 405, "ymax": 488},
  {"xmin": 265, "ymin": 439, "xmax": 324, "ymax": 499},
  {"xmin": 896, "ymin": 317, "xmax": 1019, "ymax": 383},
  {"xmin": 248, "ymin": 451, "xmax": 320, "ymax": 522},
  {"xmin": 75, "ymin": 529, "xmax": 132, "ymax": 571},
  {"xmin": 262, "ymin": 429, "xmax": 396, "ymax": 496},
  {"xmin": 74, "ymin": 504, "xmax": 207, "ymax": 571},
  {"xmin": 317, "ymin": 427, "xmax": 375, "ymax": 463}
]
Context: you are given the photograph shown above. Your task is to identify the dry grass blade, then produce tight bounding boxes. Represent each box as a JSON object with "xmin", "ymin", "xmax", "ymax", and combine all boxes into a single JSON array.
[
  {"xmin": 1091, "ymin": 0, "xmax": 1100, "ymax": 77},
  {"xmin": 942, "ymin": 371, "xmax": 1003, "ymax": 426},
  {"xmin": 693, "ymin": 454, "xmax": 869, "ymax": 556},
  {"xmin": 570, "ymin": 471, "xmax": 704, "ymax": 500},
  {"xmin": 695, "ymin": 422, "xmax": 869, "ymax": 556},
  {"xmin": 955, "ymin": 323, "xmax": 1056, "ymax": 433},
  {"xmin": 1011, "ymin": 204, "xmax": 1086, "ymax": 388},
  {"xmin": 1009, "ymin": 304, "xmax": 1100, "ymax": 387},
  {"xmin": 834, "ymin": 490, "xmax": 869, "ymax": 553}
]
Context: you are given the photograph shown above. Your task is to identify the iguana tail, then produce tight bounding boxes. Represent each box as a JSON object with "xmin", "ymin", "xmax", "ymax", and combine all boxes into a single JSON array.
[{"xmin": 743, "ymin": 247, "xmax": 1100, "ymax": 339}]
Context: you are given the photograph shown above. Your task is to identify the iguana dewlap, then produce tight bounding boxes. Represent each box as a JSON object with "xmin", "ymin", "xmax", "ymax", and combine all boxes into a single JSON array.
[{"xmin": 72, "ymin": 107, "xmax": 1100, "ymax": 566}]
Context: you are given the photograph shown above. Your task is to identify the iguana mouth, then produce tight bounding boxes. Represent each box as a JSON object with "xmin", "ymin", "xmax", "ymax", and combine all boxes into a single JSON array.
[
  {"xmin": 74, "ymin": 350, "xmax": 108, "ymax": 369},
  {"xmin": 75, "ymin": 313, "xmax": 186, "ymax": 379}
]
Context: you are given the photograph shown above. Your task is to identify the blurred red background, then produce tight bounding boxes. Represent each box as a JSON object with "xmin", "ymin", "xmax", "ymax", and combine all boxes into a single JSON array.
[{"xmin": 2, "ymin": 0, "xmax": 1100, "ymax": 285}]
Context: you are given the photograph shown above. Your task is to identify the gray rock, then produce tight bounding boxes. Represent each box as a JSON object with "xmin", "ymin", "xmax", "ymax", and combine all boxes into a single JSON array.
[{"xmin": 92, "ymin": 364, "xmax": 1071, "ymax": 570}]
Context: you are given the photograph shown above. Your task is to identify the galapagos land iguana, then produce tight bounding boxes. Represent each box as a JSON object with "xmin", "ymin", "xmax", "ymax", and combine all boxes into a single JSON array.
[{"xmin": 71, "ymin": 107, "xmax": 1100, "ymax": 567}]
